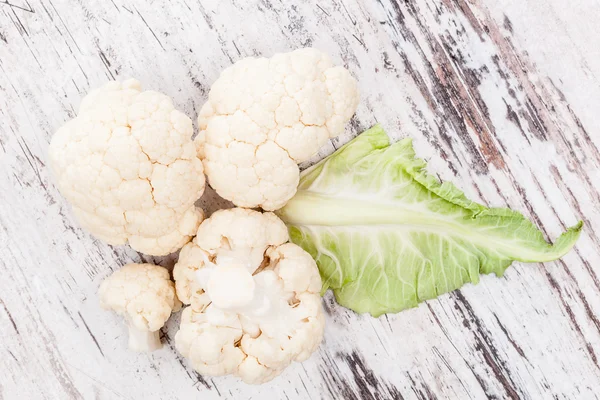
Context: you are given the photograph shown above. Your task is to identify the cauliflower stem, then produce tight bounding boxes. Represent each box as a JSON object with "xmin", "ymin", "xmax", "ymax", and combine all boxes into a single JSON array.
[{"xmin": 127, "ymin": 323, "xmax": 162, "ymax": 352}]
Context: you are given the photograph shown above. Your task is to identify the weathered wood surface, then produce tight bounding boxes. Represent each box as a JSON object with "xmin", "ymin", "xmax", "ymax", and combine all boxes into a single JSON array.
[{"xmin": 1, "ymin": 0, "xmax": 599, "ymax": 398}]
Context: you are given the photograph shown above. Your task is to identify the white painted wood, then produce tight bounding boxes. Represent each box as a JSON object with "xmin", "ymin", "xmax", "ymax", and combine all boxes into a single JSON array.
[{"xmin": 1, "ymin": 0, "xmax": 599, "ymax": 398}]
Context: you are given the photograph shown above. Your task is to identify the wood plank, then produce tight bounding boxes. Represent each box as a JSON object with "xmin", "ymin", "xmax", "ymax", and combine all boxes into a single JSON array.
[{"xmin": 0, "ymin": 0, "xmax": 598, "ymax": 398}]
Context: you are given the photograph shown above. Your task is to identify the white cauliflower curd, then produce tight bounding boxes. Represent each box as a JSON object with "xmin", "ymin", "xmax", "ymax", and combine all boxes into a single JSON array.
[
  {"xmin": 197, "ymin": 48, "xmax": 359, "ymax": 210},
  {"xmin": 173, "ymin": 208, "xmax": 325, "ymax": 384},
  {"xmin": 49, "ymin": 79, "xmax": 205, "ymax": 256},
  {"xmin": 99, "ymin": 263, "xmax": 181, "ymax": 352}
]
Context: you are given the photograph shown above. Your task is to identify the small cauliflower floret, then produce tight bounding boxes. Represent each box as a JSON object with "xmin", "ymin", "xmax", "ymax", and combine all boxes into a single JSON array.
[
  {"xmin": 197, "ymin": 48, "xmax": 359, "ymax": 210},
  {"xmin": 49, "ymin": 79, "xmax": 206, "ymax": 255},
  {"xmin": 99, "ymin": 263, "xmax": 181, "ymax": 352},
  {"xmin": 173, "ymin": 209, "xmax": 325, "ymax": 384}
]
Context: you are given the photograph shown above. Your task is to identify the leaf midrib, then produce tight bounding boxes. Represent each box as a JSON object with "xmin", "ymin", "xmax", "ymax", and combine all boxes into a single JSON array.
[{"xmin": 280, "ymin": 191, "xmax": 555, "ymax": 262}]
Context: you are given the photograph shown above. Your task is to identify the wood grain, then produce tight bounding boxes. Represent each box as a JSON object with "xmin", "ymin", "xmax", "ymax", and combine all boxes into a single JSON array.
[{"xmin": 1, "ymin": 0, "xmax": 599, "ymax": 399}]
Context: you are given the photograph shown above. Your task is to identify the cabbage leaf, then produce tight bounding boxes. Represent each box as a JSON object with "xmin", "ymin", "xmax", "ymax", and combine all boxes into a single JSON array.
[{"xmin": 278, "ymin": 125, "xmax": 582, "ymax": 316}]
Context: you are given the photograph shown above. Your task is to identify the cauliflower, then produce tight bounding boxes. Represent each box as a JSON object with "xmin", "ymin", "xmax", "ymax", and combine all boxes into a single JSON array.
[
  {"xmin": 99, "ymin": 263, "xmax": 181, "ymax": 352},
  {"xmin": 49, "ymin": 79, "xmax": 206, "ymax": 256},
  {"xmin": 196, "ymin": 48, "xmax": 359, "ymax": 210},
  {"xmin": 173, "ymin": 208, "xmax": 325, "ymax": 384}
]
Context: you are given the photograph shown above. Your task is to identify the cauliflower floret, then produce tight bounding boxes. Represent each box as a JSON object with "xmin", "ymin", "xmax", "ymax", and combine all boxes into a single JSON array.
[
  {"xmin": 99, "ymin": 263, "xmax": 181, "ymax": 352},
  {"xmin": 49, "ymin": 79, "xmax": 206, "ymax": 255},
  {"xmin": 173, "ymin": 209, "xmax": 325, "ymax": 384},
  {"xmin": 197, "ymin": 48, "xmax": 359, "ymax": 210}
]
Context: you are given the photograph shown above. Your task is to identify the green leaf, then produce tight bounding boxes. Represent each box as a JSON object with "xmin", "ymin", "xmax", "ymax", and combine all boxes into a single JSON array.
[{"xmin": 278, "ymin": 125, "xmax": 583, "ymax": 316}]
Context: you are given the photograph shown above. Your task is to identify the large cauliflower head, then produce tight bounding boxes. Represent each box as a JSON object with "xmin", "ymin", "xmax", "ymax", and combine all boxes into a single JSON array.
[
  {"xmin": 49, "ymin": 79, "xmax": 206, "ymax": 256},
  {"xmin": 99, "ymin": 263, "xmax": 181, "ymax": 352},
  {"xmin": 197, "ymin": 48, "xmax": 359, "ymax": 210},
  {"xmin": 173, "ymin": 208, "xmax": 325, "ymax": 384}
]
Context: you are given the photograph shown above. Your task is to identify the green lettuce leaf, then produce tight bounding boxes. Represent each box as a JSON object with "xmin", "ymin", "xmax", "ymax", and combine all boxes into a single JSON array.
[{"xmin": 278, "ymin": 125, "xmax": 582, "ymax": 316}]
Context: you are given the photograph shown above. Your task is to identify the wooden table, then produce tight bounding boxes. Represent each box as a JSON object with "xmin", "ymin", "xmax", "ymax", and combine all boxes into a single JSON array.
[{"xmin": 1, "ymin": 0, "xmax": 599, "ymax": 398}]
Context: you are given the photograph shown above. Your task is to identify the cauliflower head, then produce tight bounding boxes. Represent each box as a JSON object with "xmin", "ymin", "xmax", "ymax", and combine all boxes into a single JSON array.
[
  {"xmin": 197, "ymin": 48, "xmax": 359, "ymax": 210},
  {"xmin": 49, "ymin": 79, "xmax": 206, "ymax": 255},
  {"xmin": 99, "ymin": 263, "xmax": 181, "ymax": 352},
  {"xmin": 173, "ymin": 208, "xmax": 325, "ymax": 384}
]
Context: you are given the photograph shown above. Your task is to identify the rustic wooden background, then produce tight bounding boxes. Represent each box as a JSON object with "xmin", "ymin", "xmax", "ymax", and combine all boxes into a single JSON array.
[{"xmin": 1, "ymin": 0, "xmax": 599, "ymax": 399}]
